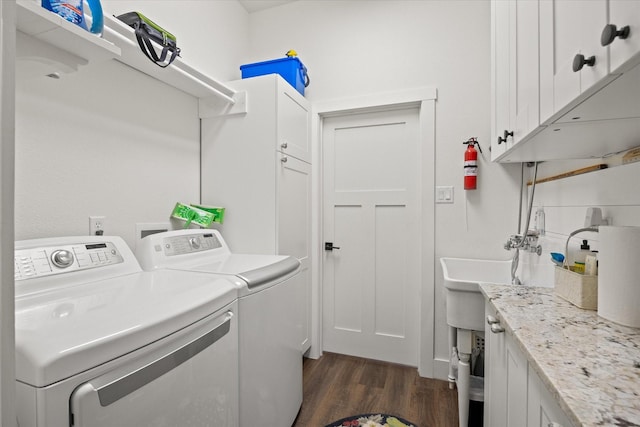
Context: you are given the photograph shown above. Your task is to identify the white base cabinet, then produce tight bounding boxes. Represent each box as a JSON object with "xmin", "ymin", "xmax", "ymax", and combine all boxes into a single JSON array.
[
  {"xmin": 484, "ymin": 302, "xmax": 528, "ymax": 427},
  {"xmin": 484, "ymin": 302, "xmax": 575, "ymax": 427},
  {"xmin": 527, "ymin": 364, "xmax": 573, "ymax": 427},
  {"xmin": 201, "ymin": 74, "xmax": 311, "ymax": 353}
]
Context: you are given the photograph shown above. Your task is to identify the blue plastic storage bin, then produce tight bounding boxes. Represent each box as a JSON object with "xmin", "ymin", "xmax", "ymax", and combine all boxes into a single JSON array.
[{"xmin": 240, "ymin": 57, "xmax": 309, "ymax": 96}]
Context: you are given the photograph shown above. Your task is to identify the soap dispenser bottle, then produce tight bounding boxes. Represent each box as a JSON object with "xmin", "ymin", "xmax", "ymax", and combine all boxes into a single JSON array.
[{"xmin": 574, "ymin": 240, "xmax": 590, "ymax": 273}]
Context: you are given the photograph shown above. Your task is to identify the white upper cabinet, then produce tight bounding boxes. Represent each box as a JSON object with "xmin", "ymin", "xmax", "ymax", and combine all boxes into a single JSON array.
[
  {"xmin": 512, "ymin": 0, "xmax": 540, "ymax": 144},
  {"xmin": 491, "ymin": 0, "xmax": 541, "ymax": 160},
  {"xmin": 494, "ymin": 0, "xmax": 640, "ymax": 162},
  {"xmin": 490, "ymin": 0, "xmax": 511, "ymax": 160},
  {"xmin": 277, "ymin": 83, "xmax": 311, "ymax": 163},
  {"xmin": 540, "ymin": 0, "xmax": 612, "ymax": 123},
  {"xmin": 607, "ymin": 0, "xmax": 640, "ymax": 73}
]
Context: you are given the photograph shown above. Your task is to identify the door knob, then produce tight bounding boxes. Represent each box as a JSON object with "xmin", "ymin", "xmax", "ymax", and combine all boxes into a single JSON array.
[
  {"xmin": 325, "ymin": 242, "xmax": 341, "ymax": 251},
  {"xmin": 573, "ymin": 54, "xmax": 596, "ymax": 72},
  {"xmin": 601, "ymin": 24, "xmax": 630, "ymax": 46}
]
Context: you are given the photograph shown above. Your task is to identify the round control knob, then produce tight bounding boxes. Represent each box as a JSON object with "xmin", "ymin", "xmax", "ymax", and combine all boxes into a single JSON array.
[
  {"xmin": 51, "ymin": 250, "xmax": 74, "ymax": 268},
  {"xmin": 189, "ymin": 237, "xmax": 201, "ymax": 250}
]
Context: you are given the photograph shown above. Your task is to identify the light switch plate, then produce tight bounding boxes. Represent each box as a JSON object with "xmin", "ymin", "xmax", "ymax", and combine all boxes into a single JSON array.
[{"xmin": 436, "ymin": 186, "xmax": 454, "ymax": 204}]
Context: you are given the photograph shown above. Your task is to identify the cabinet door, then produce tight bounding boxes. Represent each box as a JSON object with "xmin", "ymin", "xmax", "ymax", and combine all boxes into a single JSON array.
[
  {"xmin": 485, "ymin": 303, "xmax": 508, "ymax": 427},
  {"xmin": 512, "ymin": 0, "xmax": 540, "ymax": 145},
  {"xmin": 505, "ymin": 332, "xmax": 528, "ymax": 426},
  {"xmin": 541, "ymin": 0, "xmax": 608, "ymax": 118},
  {"xmin": 276, "ymin": 153, "xmax": 311, "ymax": 352},
  {"xmin": 492, "ymin": 0, "xmax": 541, "ymax": 159},
  {"xmin": 491, "ymin": 0, "xmax": 511, "ymax": 160},
  {"xmin": 277, "ymin": 154, "xmax": 310, "ymax": 262},
  {"xmin": 277, "ymin": 81, "xmax": 310, "ymax": 163},
  {"xmin": 527, "ymin": 365, "xmax": 574, "ymax": 427},
  {"xmin": 608, "ymin": 0, "xmax": 640, "ymax": 74},
  {"xmin": 485, "ymin": 303, "xmax": 528, "ymax": 427}
]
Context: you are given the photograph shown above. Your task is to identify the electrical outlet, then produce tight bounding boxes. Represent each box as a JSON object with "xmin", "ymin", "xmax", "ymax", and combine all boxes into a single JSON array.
[{"xmin": 89, "ymin": 216, "xmax": 106, "ymax": 236}]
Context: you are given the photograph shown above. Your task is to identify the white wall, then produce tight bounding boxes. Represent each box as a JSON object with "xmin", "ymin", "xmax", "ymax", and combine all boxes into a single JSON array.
[
  {"xmin": 102, "ymin": 0, "xmax": 250, "ymax": 81},
  {"xmin": 15, "ymin": 1, "xmax": 250, "ymax": 249},
  {"xmin": 519, "ymin": 160, "xmax": 640, "ymax": 287},
  {"xmin": 15, "ymin": 61, "xmax": 199, "ymax": 247},
  {"xmin": 246, "ymin": 0, "xmax": 522, "ymax": 378}
]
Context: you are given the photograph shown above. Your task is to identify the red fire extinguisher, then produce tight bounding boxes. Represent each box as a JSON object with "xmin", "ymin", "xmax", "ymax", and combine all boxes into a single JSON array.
[{"xmin": 463, "ymin": 137, "xmax": 482, "ymax": 190}]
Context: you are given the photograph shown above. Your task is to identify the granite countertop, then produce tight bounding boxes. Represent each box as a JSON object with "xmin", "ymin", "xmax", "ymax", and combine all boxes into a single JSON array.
[{"xmin": 479, "ymin": 284, "xmax": 640, "ymax": 427}]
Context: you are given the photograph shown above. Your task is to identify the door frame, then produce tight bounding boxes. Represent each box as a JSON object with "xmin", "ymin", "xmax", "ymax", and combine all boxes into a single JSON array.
[
  {"xmin": 0, "ymin": 0, "xmax": 16, "ymax": 422},
  {"xmin": 309, "ymin": 87, "xmax": 437, "ymax": 377}
]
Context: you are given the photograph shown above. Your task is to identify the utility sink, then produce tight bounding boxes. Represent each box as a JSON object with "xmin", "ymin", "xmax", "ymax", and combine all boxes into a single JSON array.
[{"xmin": 440, "ymin": 257, "xmax": 512, "ymax": 331}]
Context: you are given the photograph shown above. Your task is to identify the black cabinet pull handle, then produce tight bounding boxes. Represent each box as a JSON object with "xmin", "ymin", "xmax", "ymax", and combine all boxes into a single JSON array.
[
  {"xmin": 601, "ymin": 24, "xmax": 630, "ymax": 46},
  {"xmin": 497, "ymin": 129, "xmax": 513, "ymax": 145},
  {"xmin": 573, "ymin": 54, "xmax": 596, "ymax": 72},
  {"xmin": 325, "ymin": 242, "xmax": 341, "ymax": 251}
]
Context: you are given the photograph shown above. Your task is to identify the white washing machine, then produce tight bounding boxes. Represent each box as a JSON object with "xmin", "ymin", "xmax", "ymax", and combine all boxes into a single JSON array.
[
  {"xmin": 136, "ymin": 229, "xmax": 303, "ymax": 427},
  {"xmin": 14, "ymin": 235, "xmax": 239, "ymax": 427}
]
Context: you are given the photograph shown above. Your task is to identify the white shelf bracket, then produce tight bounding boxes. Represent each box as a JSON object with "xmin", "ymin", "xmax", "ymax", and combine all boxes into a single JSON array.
[{"xmin": 199, "ymin": 90, "xmax": 248, "ymax": 119}]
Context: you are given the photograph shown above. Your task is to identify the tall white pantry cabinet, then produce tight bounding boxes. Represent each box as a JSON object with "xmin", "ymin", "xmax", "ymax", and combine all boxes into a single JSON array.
[{"xmin": 201, "ymin": 74, "xmax": 311, "ymax": 354}]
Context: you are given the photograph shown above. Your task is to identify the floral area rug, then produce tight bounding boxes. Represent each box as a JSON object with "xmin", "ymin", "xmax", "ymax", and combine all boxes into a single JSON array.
[{"xmin": 324, "ymin": 413, "xmax": 417, "ymax": 427}]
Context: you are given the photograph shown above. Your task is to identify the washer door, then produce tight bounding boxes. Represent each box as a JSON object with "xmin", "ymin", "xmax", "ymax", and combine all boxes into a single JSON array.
[{"xmin": 70, "ymin": 304, "xmax": 238, "ymax": 427}]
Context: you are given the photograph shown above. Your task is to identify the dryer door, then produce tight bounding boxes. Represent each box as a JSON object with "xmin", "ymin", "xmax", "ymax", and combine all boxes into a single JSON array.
[{"xmin": 70, "ymin": 303, "xmax": 238, "ymax": 427}]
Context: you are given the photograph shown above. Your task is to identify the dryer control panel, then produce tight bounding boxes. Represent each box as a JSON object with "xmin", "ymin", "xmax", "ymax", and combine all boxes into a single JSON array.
[
  {"xmin": 162, "ymin": 233, "xmax": 223, "ymax": 257},
  {"xmin": 15, "ymin": 242, "xmax": 124, "ymax": 281}
]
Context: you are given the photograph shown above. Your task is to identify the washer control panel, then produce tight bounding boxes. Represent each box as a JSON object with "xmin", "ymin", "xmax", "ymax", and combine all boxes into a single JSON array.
[
  {"xmin": 162, "ymin": 233, "xmax": 223, "ymax": 257},
  {"xmin": 15, "ymin": 242, "xmax": 124, "ymax": 281}
]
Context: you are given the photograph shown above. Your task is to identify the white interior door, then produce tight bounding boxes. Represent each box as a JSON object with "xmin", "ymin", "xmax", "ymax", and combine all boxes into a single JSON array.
[{"xmin": 322, "ymin": 107, "xmax": 420, "ymax": 366}]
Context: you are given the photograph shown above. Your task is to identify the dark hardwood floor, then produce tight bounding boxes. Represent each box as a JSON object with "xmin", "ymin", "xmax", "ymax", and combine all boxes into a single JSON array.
[{"xmin": 292, "ymin": 352, "xmax": 459, "ymax": 427}]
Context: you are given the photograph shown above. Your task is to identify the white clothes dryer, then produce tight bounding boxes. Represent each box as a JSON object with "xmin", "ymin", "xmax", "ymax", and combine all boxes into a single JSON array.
[
  {"xmin": 136, "ymin": 229, "xmax": 303, "ymax": 427},
  {"xmin": 15, "ymin": 235, "xmax": 239, "ymax": 427}
]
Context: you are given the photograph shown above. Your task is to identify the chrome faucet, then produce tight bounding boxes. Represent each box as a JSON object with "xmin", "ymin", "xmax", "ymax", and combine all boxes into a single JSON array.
[
  {"xmin": 504, "ymin": 230, "xmax": 542, "ymax": 256},
  {"xmin": 504, "ymin": 162, "xmax": 543, "ymax": 285},
  {"xmin": 504, "ymin": 231, "xmax": 541, "ymax": 286}
]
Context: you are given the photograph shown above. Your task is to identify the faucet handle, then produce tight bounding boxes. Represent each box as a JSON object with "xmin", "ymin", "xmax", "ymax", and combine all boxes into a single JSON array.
[{"xmin": 505, "ymin": 234, "xmax": 524, "ymax": 250}]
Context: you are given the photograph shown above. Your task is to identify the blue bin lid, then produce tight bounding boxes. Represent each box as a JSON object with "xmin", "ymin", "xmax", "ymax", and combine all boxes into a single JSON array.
[{"xmin": 240, "ymin": 56, "xmax": 306, "ymax": 72}]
